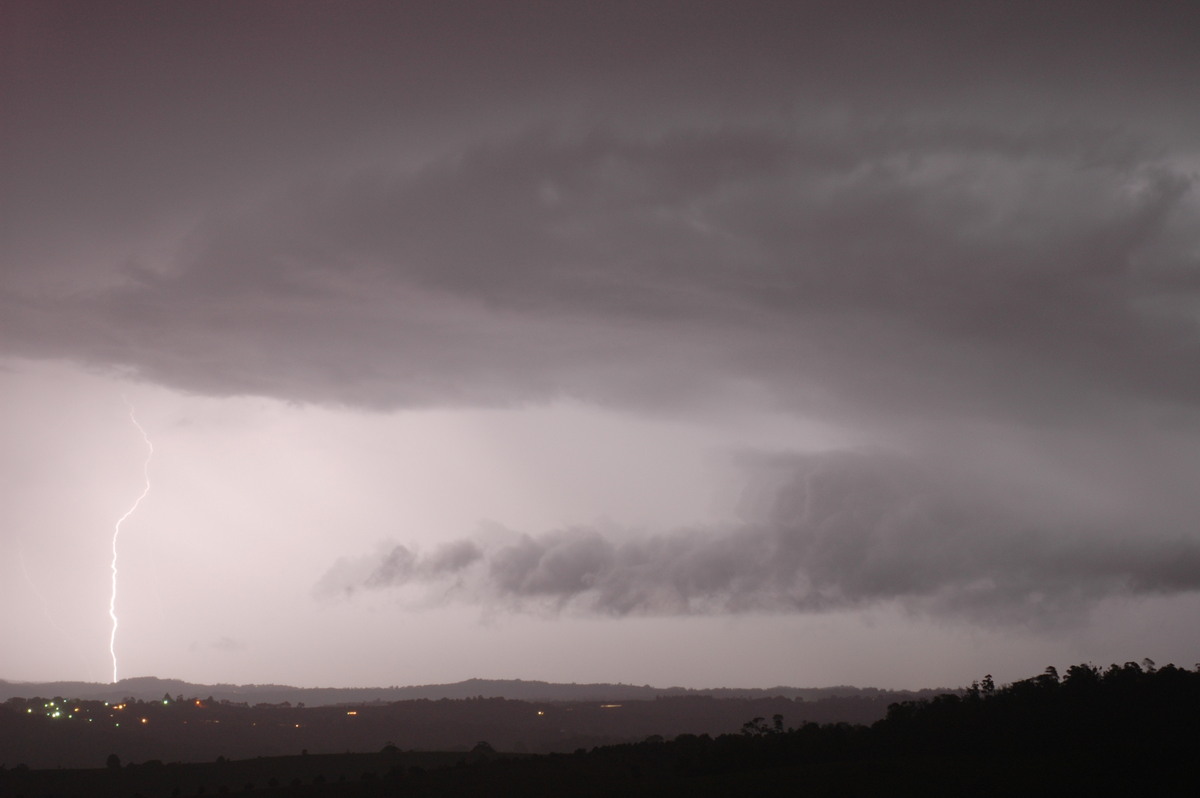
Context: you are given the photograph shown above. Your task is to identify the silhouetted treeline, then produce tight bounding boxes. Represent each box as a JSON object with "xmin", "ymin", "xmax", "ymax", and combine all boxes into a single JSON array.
[
  {"xmin": 3, "ymin": 661, "xmax": 1197, "ymax": 796},
  {"xmin": 877, "ymin": 660, "xmax": 1200, "ymax": 764},
  {"xmin": 391, "ymin": 660, "xmax": 1200, "ymax": 796}
]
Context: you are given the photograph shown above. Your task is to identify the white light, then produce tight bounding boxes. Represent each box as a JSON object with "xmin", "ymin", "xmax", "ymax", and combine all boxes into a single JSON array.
[{"xmin": 109, "ymin": 398, "xmax": 154, "ymax": 684}]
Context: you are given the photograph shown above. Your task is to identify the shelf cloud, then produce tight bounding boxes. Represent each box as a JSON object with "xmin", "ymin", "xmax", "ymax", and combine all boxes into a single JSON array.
[{"xmin": 320, "ymin": 448, "xmax": 1200, "ymax": 624}]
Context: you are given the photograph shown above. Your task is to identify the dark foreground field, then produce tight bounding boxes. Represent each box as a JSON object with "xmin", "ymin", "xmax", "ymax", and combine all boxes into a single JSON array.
[
  {"xmin": 2, "ymin": 661, "xmax": 1197, "ymax": 797},
  {"xmin": 2, "ymin": 741, "xmax": 1194, "ymax": 797}
]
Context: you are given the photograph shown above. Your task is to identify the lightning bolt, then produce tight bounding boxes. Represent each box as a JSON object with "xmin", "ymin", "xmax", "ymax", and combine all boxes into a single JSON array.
[{"xmin": 109, "ymin": 398, "xmax": 153, "ymax": 683}]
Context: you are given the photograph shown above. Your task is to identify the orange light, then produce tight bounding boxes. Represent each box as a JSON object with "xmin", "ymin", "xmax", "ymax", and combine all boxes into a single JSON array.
[
  {"xmin": 346, "ymin": 710, "xmax": 358, "ymax": 716},
  {"xmin": 140, "ymin": 718, "xmax": 148, "ymax": 724}
]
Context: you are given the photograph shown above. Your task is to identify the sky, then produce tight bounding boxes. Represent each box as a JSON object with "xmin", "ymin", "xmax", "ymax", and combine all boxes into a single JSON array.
[{"xmin": 3, "ymin": 1, "xmax": 1200, "ymax": 691}]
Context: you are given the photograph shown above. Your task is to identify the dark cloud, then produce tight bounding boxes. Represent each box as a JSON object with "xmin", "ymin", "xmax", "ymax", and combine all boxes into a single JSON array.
[
  {"xmin": 315, "ymin": 540, "xmax": 482, "ymax": 599},
  {"xmin": 4, "ymin": 122, "xmax": 1198, "ymax": 428},
  {"xmin": 3, "ymin": 3, "xmax": 1200, "ymax": 427},
  {"xmin": 318, "ymin": 450, "xmax": 1200, "ymax": 624}
]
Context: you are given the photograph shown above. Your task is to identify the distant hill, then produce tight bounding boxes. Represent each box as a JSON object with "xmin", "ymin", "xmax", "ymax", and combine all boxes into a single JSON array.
[
  {"xmin": 0, "ymin": 675, "xmax": 948, "ymax": 706},
  {"xmin": 3, "ymin": 662, "xmax": 1195, "ymax": 795}
]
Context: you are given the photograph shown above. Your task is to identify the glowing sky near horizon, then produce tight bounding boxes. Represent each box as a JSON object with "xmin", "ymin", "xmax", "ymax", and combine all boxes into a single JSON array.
[{"xmin": 3, "ymin": 1, "xmax": 1200, "ymax": 691}]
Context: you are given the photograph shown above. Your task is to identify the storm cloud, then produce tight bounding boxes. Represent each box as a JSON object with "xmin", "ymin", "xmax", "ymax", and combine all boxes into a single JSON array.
[
  {"xmin": 5, "ymin": 122, "xmax": 1199, "ymax": 431},
  {"xmin": 320, "ymin": 449, "xmax": 1200, "ymax": 624},
  {"xmin": 4, "ymin": 3, "xmax": 1200, "ymax": 429},
  {"xmin": 5, "ymin": 2, "xmax": 1200, "ymax": 684}
]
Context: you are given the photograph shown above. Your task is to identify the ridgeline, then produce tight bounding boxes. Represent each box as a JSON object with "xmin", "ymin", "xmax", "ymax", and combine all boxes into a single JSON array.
[{"xmin": 2, "ymin": 661, "xmax": 1197, "ymax": 796}]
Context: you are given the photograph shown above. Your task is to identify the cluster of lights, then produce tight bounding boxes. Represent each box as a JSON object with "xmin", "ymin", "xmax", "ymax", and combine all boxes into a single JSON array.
[
  {"xmin": 40, "ymin": 701, "xmax": 66, "ymax": 719},
  {"xmin": 21, "ymin": 695, "xmax": 293, "ymax": 730},
  {"xmin": 32, "ymin": 701, "xmax": 94, "ymax": 722}
]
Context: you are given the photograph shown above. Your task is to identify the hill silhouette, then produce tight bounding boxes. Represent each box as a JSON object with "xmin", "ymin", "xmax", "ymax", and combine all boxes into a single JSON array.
[
  {"xmin": 0, "ymin": 675, "xmax": 942, "ymax": 705},
  {"xmin": 2, "ymin": 660, "xmax": 1196, "ymax": 796}
]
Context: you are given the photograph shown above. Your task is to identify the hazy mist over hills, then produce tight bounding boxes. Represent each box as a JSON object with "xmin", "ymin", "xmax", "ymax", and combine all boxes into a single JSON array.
[{"xmin": 0, "ymin": 675, "xmax": 945, "ymax": 706}]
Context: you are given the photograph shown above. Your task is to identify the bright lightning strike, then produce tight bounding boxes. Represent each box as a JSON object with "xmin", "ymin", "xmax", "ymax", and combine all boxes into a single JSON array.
[{"xmin": 109, "ymin": 398, "xmax": 153, "ymax": 684}]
